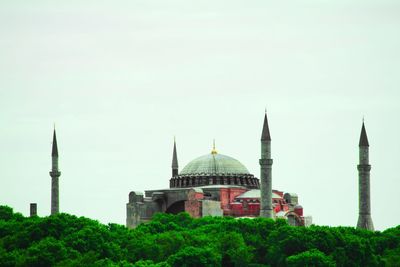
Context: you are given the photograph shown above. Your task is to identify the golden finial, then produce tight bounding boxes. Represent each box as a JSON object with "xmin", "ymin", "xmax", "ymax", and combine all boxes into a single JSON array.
[{"xmin": 211, "ymin": 139, "xmax": 218, "ymax": 154}]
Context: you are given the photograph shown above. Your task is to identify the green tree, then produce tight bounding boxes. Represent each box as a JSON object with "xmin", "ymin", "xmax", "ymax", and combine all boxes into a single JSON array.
[
  {"xmin": 219, "ymin": 231, "xmax": 253, "ymax": 266},
  {"xmin": 381, "ymin": 247, "xmax": 400, "ymax": 267},
  {"xmin": 286, "ymin": 249, "xmax": 335, "ymax": 267},
  {"xmin": 167, "ymin": 246, "xmax": 221, "ymax": 267},
  {"xmin": 134, "ymin": 259, "xmax": 169, "ymax": 267},
  {"xmin": 0, "ymin": 206, "xmax": 13, "ymax": 221},
  {"xmin": 23, "ymin": 237, "xmax": 70, "ymax": 267}
]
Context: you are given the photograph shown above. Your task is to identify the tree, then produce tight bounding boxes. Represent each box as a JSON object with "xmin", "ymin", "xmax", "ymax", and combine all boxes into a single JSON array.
[
  {"xmin": 0, "ymin": 206, "xmax": 13, "ymax": 221},
  {"xmin": 23, "ymin": 237, "xmax": 70, "ymax": 267},
  {"xmin": 0, "ymin": 205, "xmax": 399, "ymax": 266},
  {"xmin": 286, "ymin": 249, "xmax": 335, "ymax": 267},
  {"xmin": 167, "ymin": 246, "xmax": 221, "ymax": 267},
  {"xmin": 219, "ymin": 232, "xmax": 253, "ymax": 266}
]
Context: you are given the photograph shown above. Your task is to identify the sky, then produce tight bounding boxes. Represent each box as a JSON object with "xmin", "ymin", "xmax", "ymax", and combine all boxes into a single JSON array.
[{"xmin": 0, "ymin": 0, "xmax": 399, "ymax": 231}]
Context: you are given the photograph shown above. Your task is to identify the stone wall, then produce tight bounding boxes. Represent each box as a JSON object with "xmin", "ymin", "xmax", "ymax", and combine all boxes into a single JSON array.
[{"xmin": 202, "ymin": 200, "xmax": 223, "ymax": 216}]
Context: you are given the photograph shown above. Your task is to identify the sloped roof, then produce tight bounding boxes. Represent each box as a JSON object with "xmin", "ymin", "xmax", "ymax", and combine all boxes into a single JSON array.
[{"xmin": 235, "ymin": 189, "xmax": 281, "ymax": 199}]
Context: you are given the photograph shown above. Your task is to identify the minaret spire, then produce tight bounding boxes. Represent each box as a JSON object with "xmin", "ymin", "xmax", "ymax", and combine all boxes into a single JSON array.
[
  {"xmin": 259, "ymin": 111, "xmax": 273, "ymax": 218},
  {"xmin": 359, "ymin": 122, "xmax": 369, "ymax": 147},
  {"xmin": 51, "ymin": 128, "xmax": 59, "ymax": 157},
  {"xmin": 261, "ymin": 112, "xmax": 271, "ymax": 141},
  {"xmin": 49, "ymin": 127, "xmax": 61, "ymax": 215},
  {"xmin": 357, "ymin": 120, "xmax": 374, "ymax": 230},
  {"xmin": 171, "ymin": 137, "xmax": 179, "ymax": 177}
]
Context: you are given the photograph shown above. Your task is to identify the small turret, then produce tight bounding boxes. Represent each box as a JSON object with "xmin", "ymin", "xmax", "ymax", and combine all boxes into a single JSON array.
[{"xmin": 30, "ymin": 203, "xmax": 37, "ymax": 217}]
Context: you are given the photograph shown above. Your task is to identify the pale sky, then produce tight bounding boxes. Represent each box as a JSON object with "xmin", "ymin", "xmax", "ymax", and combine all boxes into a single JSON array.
[{"xmin": 0, "ymin": 0, "xmax": 399, "ymax": 230}]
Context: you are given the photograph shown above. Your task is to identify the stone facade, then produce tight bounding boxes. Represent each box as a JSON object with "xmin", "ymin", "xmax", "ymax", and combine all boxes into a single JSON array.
[
  {"xmin": 202, "ymin": 200, "xmax": 223, "ymax": 216},
  {"xmin": 126, "ymin": 185, "xmax": 310, "ymax": 228},
  {"xmin": 126, "ymin": 187, "xmax": 226, "ymax": 228}
]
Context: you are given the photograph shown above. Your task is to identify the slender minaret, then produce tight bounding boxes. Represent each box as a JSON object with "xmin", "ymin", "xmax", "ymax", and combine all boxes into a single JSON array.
[
  {"xmin": 357, "ymin": 121, "xmax": 374, "ymax": 230},
  {"xmin": 259, "ymin": 112, "xmax": 273, "ymax": 218},
  {"xmin": 172, "ymin": 137, "xmax": 179, "ymax": 177},
  {"xmin": 49, "ymin": 128, "xmax": 61, "ymax": 215}
]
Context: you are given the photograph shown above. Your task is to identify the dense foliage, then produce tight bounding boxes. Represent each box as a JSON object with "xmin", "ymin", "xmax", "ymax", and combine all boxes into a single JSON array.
[{"xmin": 0, "ymin": 205, "xmax": 399, "ymax": 266}]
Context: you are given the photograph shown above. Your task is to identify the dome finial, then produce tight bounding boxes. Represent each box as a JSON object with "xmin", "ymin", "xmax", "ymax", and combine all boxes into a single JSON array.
[{"xmin": 211, "ymin": 139, "xmax": 218, "ymax": 154}]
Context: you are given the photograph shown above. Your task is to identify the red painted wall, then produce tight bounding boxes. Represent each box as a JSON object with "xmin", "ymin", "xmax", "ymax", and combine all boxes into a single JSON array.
[
  {"xmin": 184, "ymin": 190, "xmax": 203, "ymax": 218},
  {"xmin": 224, "ymin": 190, "xmax": 291, "ymax": 217},
  {"xmin": 219, "ymin": 188, "xmax": 248, "ymax": 211},
  {"xmin": 183, "ymin": 187, "xmax": 306, "ymax": 222}
]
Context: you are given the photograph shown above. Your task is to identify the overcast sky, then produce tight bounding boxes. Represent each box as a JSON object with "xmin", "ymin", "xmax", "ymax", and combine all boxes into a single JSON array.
[{"xmin": 0, "ymin": 0, "xmax": 399, "ymax": 230}]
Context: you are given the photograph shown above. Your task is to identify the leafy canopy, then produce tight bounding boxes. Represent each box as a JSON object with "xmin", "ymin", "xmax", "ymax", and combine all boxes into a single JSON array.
[{"xmin": 0, "ymin": 205, "xmax": 399, "ymax": 267}]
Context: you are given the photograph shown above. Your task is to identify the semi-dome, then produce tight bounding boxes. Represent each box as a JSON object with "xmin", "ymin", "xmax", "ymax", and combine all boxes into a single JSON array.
[{"xmin": 180, "ymin": 153, "xmax": 250, "ymax": 175}]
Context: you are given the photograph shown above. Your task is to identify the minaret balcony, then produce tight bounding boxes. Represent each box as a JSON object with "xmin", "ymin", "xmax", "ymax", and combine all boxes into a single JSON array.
[
  {"xmin": 259, "ymin": 159, "xmax": 273, "ymax": 165},
  {"xmin": 49, "ymin": 171, "xmax": 61, "ymax": 177},
  {"xmin": 357, "ymin": 165, "xmax": 371, "ymax": 171}
]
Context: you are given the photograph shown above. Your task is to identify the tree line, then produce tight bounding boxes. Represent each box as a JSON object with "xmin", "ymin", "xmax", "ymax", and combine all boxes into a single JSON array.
[{"xmin": 0, "ymin": 205, "xmax": 399, "ymax": 266}]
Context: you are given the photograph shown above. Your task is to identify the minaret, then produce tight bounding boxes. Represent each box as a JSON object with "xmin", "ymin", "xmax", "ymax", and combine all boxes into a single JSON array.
[
  {"xmin": 49, "ymin": 128, "xmax": 61, "ymax": 215},
  {"xmin": 357, "ymin": 121, "xmax": 374, "ymax": 230},
  {"xmin": 259, "ymin": 112, "xmax": 273, "ymax": 218},
  {"xmin": 172, "ymin": 137, "xmax": 179, "ymax": 177}
]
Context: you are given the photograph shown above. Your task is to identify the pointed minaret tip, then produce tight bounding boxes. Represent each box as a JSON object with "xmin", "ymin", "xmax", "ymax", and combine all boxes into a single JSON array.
[
  {"xmin": 51, "ymin": 128, "xmax": 59, "ymax": 157},
  {"xmin": 172, "ymin": 137, "xmax": 178, "ymax": 168},
  {"xmin": 359, "ymin": 121, "xmax": 369, "ymax": 147},
  {"xmin": 261, "ymin": 112, "xmax": 271, "ymax": 141}
]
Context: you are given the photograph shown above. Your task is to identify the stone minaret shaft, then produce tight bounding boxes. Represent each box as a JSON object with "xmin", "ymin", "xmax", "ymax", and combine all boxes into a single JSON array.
[
  {"xmin": 49, "ymin": 129, "xmax": 61, "ymax": 215},
  {"xmin": 357, "ymin": 122, "xmax": 374, "ymax": 230},
  {"xmin": 172, "ymin": 138, "xmax": 179, "ymax": 177},
  {"xmin": 259, "ymin": 113, "xmax": 273, "ymax": 218}
]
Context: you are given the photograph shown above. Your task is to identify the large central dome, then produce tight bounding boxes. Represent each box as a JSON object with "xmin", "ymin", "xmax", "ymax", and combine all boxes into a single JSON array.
[
  {"xmin": 180, "ymin": 153, "xmax": 250, "ymax": 175},
  {"xmin": 170, "ymin": 147, "xmax": 259, "ymax": 189}
]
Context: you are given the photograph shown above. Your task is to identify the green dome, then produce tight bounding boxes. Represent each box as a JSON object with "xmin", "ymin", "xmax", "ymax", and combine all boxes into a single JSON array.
[{"xmin": 180, "ymin": 153, "xmax": 250, "ymax": 175}]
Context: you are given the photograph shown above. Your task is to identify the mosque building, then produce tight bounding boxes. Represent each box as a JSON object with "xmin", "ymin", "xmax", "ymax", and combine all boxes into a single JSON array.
[
  {"xmin": 126, "ymin": 113, "xmax": 312, "ymax": 228},
  {"xmin": 42, "ymin": 112, "xmax": 374, "ymax": 231}
]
